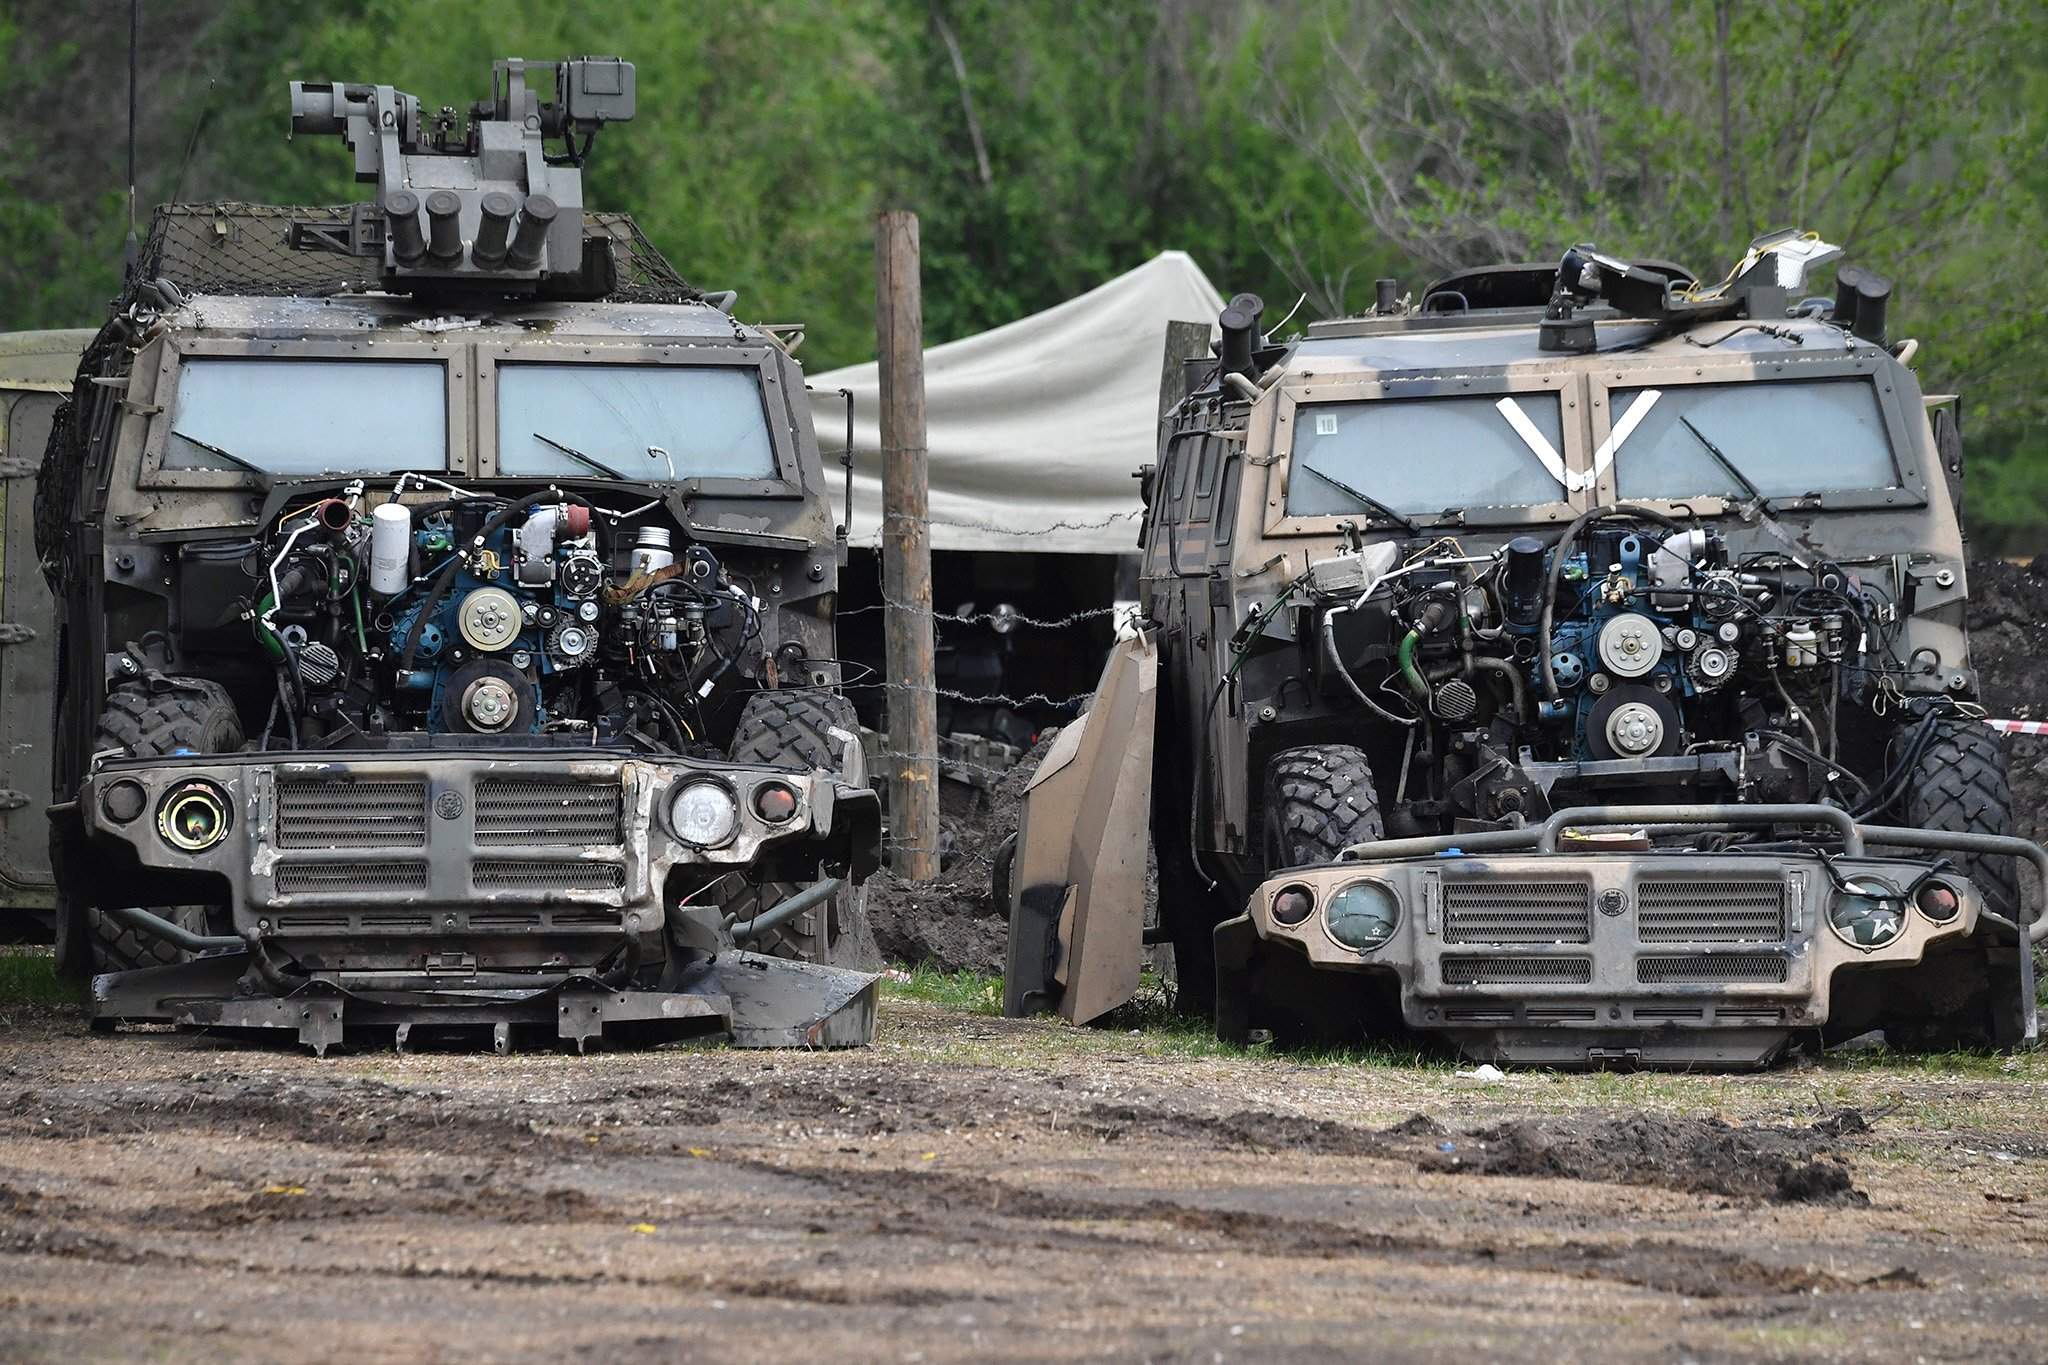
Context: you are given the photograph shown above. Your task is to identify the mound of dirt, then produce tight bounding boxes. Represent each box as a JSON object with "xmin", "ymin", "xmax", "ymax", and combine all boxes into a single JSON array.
[
  {"xmin": 1421, "ymin": 1110, "xmax": 1871, "ymax": 1204},
  {"xmin": 861, "ymin": 734, "xmax": 1058, "ymax": 974},
  {"xmin": 1968, "ymin": 554, "xmax": 2048, "ymax": 842}
]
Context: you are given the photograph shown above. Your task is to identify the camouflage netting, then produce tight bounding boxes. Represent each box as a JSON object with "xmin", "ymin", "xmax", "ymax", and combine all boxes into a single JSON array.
[{"xmin": 134, "ymin": 202, "xmax": 698, "ymax": 304}]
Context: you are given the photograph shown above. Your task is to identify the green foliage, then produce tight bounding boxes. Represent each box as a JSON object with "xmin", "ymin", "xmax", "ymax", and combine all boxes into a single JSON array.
[
  {"xmin": 2, "ymin": 0, "xmax": 2041, "ymax": 529},
  {"xmin": 883, "ymin": 963, "xmax": 1002, "ymax": 1015},
  {"xmin": 0, "ymin": 950, "xmax": 71, "ymax": 1007}
]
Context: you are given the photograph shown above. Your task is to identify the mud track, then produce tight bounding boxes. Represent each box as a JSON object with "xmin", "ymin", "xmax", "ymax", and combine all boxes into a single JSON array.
[{"xmin": 2, "ymin": 1000, "xmax": 2046, "ymax": 1361}]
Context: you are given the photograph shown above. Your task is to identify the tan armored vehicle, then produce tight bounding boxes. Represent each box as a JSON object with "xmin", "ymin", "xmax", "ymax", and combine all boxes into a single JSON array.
[
  {"xmin": 31, "ymin": 59, "xmax": 881, "ymax": 1052},
  {"xmin": 1007, "ymin": 232, "xmax": 2045, "ymax": 1066}
]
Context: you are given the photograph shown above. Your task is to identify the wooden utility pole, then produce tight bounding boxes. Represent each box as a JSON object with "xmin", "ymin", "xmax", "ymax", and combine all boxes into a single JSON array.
[{"xmin": 874, "ymin": 210, "xmax": 939, "ymax": 880}]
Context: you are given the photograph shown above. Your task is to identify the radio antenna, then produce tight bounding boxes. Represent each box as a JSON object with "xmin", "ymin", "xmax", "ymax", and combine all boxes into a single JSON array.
[{"xmin": 124, "ymin": 0, "xmax": 140, "ymax": 278}]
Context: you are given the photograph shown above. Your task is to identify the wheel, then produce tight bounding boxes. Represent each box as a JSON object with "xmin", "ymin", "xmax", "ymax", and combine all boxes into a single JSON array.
[
  {"xmin": 79, "ymin": 681, "xmax": 243, "ymax": 976},
  {"xmin": 94, "ymin": 679, "xmax": 245, "ymax": 760},
  {"xmin": 1262, "ymin": 744, "xmax": 1385, "ymax": 871},
  {"xmin": 724, "ymin": 690, "xmax": 873, "ymax": 966},
  {"xmin": 728, "ymin": 690, "xmax": 858, "ymax": 772},
  {"xmin": 1888, "ymin": 715, "xmax": 2026, "ymax": 1047}
]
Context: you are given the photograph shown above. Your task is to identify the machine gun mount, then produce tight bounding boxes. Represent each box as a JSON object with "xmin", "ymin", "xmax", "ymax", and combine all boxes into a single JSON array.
[{"xmin": 287, "ymin": 57, "xmax": 636, "ymax": 294}]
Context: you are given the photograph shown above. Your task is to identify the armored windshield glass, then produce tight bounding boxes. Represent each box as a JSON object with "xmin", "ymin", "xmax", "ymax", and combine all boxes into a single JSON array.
[
  {"xmin": 163, "ymin": 358, "xmax": 448, "ymax": 474},
  {"xmin": 1286, "ymin": 393, "xmax": 1567, "ymax": 516},
  {"xmin": 497, "ymin": 363, "xmax": 777, "ymax": 480},
  {"xmin": 1610, "ymin": 379, "xmax": 1899, "ymax": 500}
]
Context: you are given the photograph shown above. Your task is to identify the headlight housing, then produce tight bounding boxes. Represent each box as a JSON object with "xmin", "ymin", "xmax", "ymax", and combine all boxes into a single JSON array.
[
  {"xmin": 1325, "ymin": 879, "xmax": 1399, "ymax": 951},
  {"xmin": 1829, "ymin": 876, "xmax": 1905, "ymax": 949},
  {"xmin": 157, "ymin": 779, "xmax": 232, "ymax": 852},
  {"xmin": 669, "ymin": 781, "xmax": 739, "ymax": 847}
]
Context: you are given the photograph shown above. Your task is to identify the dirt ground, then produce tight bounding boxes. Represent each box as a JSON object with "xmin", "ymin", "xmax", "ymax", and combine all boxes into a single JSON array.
[{"xmin": 3, "ymin": 998, "xmax": 2046, "ymax": 1363}]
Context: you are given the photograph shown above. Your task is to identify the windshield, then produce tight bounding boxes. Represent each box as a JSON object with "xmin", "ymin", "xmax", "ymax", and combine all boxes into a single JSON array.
[
  {"xmin": 497, "ymin": 362, "xmax": 777, "ymax": 481},
  {"xmin": 163, "ymin": 357, "xmax": 447, "ymax": 475},
  {"xmin": 1286, "ymin": 393, "xmax": 1568, "ymax": 517},
  {"xmin": 1610, "ymin": 379, "xmax": 1899, "ymax": 500}
]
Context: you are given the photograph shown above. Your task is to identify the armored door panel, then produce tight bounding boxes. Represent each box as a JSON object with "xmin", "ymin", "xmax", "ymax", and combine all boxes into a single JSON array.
[{"xmin": 0, "ymin": 392, "xmax": 60, "ymax": 906}]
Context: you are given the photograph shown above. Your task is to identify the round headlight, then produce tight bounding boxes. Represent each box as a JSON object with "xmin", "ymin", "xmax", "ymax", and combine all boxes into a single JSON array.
[
  {"xmin": 157, "ymin": 779, "xmax": 231, "ymax": 852},
  {"xmin": 1830, "ymin": 876, "xmax": 1905, "ymax": 948},
  {"xmin": 753, "ymin": 781, "xmax": 800, "ymax": 823},
  {"xmin": 670, "ymin": 781, "xmax": 739, "ymax": 847},
  {"xmin": 1326, "ymin": 879, "xmax": 1399, "ymax": 951},
  {"xmin": 1914, "ymin": 879, "xmax": 1961, "ymax": 923},
  {"xmin": 1271, "ymin": 884, "xmax": 1315, "ymax": 927}
]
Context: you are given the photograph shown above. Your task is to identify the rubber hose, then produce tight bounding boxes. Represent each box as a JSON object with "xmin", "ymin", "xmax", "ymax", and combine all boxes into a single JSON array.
[{"xmin": 1397, "ymin": 630, "xmax": 1430, "ymax": 702}]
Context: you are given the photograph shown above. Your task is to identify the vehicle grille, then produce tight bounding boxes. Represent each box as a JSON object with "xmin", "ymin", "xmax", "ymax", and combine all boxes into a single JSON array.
[
  {"xmin": 472, "ymin": 860, "xmax": 627, "ymax": 893},
  {"xmin": 1636, "ymin": 877, "xmax": 1786, "ymax": 942},
  {"xmin": 276, "ymin": 777, "xmax": 427, "ymax": 849},
  {"xmin": 475, "ymin": 779, "xmax": 624, "ymax": 847},
  {"xmin": 1442, "ymin": 879, "xmax": 1591, "ymax": 943},
  {"xmin": 1637, "ymin": 953, "xmax": 1789, "ymax": 984},
  {"xmin": 274, "ymin": 860, "xmax": 429, "ymax": 895},
  {"xmin": 1441, "ymin": 956, "xmax": 1593, "ymax": 985}
]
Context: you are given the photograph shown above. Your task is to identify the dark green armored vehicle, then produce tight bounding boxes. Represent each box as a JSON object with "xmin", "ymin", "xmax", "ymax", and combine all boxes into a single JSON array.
[{"xmin": 34, "ymin": 59, "xmax": 880, "ymax": 1052}]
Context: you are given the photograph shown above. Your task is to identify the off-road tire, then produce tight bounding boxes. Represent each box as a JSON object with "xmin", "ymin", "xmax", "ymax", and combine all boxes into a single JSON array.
[
  {"xmin": 1889, "ymin": 716, "xmax": 2026, "ymax": 1048},
  {"xmin": 81, "ymin": 680, "xmax": 244, "ymax": 976},
  {"xmin": 725, "ymin": 690, "xmax": 873, "ymax": 967},
  {"xmin": 729, "ymin": 690, "xmax": 858, "ymax": 772},
  {"xmin": 1262, "ymin": 744, "xmax": 1386, "ymax": 871},
  {"xmin": 1241, "ymin": 745, "xmax": 1388, "ymax": 1046}
]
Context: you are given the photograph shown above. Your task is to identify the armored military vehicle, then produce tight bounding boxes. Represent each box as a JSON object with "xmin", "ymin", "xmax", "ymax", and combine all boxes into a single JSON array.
[
  {"xmin": 34, "ymin": 59, "xmax": 881, "ymax": 1052},
  {"xmin": 1007, "ymin": 230, "xmax": 2045, "ymax": 1065}
]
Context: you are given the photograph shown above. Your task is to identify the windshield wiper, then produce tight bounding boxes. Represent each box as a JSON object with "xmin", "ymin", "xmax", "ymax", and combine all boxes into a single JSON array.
[
  {"xmin": 1677, "ymin": 415, "xmax": 1771, "ymax": 512},
  {"xmin": 1678, "ymin": 414, "xmax": 1820, "ymax": 565},
  {"xmin": 533, "ymin": 431, "xmax": 629, "ymax": 479},
  {"xmin": 1298, "ymin": 463, "xmax": 1422, "ymax": 535},
  {"xmin": 170, "ymin": 430, "xmax": 267, "ymax": 477}
]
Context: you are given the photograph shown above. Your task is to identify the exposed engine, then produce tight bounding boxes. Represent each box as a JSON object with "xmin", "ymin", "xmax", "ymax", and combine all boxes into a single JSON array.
[
  {"xmin": 1315, "ymin": 513, "xmax": 1908, "ymax": 831},
  {"xmin": 211, "ymin": 483, "xmax": 766, "ymax": 751}
]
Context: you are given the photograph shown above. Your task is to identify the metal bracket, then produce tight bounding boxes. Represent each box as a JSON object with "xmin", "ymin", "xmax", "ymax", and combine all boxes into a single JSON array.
[{"xmin": 0, "ymin": 623, "xmax": 36, "ymax": 645}]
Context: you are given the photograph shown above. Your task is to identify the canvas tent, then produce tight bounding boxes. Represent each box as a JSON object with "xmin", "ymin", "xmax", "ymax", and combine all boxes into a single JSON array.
[{"xmin": 806, "ymin": 251, "xmax": 1223, "ymax": 556}]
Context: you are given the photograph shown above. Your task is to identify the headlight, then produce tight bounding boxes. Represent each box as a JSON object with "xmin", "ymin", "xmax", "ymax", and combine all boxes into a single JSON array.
[
  {"xmin": 157, "ymin": 779, "xmax": 231, "ymax": 852},
  {"xmin": 1913, "ymin": 878, "xmax": 1961, "ymax": 923},
  {"xmin": 669, "ymin": 781, "xmax": 739, "ymax": 847},
  {"xmin": 1325, "ymin": 879, "xmax": 1399, "ymax": 951},
  {"xmin": 1271, "ymin": 883, "xmax": 1315, "ymax": 926},
  {"xmin": 752, "ymin": 781, "xmax": 800, "ymax": 823},
  {"xmin": 1829, "ymin": 876, "xmax": 1904, "ymax": 948}
]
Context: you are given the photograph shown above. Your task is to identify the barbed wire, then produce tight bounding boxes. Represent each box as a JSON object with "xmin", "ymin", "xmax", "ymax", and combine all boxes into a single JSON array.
[
  {"xmin": 836, "ymin": 597, "xmax": 1124, "ymax": 630},
  {"xmin": 866, "ymin": 507, "xmax": 1143, "ymax": 538},
  {"xmin": 872, "ymin": 747, "xmax": 1028, "ymax": 785},
  {"xmin": 846, "ymin": 681, "xmax": 1095, "ymax": 710}
]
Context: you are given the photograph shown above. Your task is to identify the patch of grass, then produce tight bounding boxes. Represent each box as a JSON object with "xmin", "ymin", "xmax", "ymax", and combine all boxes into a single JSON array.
[
  {"xmin": 882, "ymin": 963, "xmax": 1003, "ymax": 1016},
  {"xmin": 0, "ymin": 949, "xmax": 73, "ymax": 1006}
]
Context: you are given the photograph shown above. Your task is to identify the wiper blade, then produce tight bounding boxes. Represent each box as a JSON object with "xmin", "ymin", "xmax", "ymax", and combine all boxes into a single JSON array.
[
  {"xmin": 533, "ymin": 431, "xmax": 629, "ymax": 479},
  {"xmin": 1298, "ymin": 463, "xmax": 1421, "ymax": 535},
  {"xmin": 1678, "ymin": 414, "xmax": 1818, "ymax": 565},
  {"xmin": 170, "ymin": 429, "xmax": 266, "ymax": 477},
  {"xmin": 1677, "ymin": 415, "xmax": 1769, "ymax": 511}
]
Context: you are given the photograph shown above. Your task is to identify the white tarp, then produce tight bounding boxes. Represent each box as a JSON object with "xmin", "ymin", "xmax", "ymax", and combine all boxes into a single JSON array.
[{"xmin": 806, "ymin": 251, "xmax": 1222, "ymax": 554}]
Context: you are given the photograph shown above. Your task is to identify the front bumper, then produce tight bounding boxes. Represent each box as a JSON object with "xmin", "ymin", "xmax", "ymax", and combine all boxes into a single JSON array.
[
  {"xmin": 75, "ymin": 748, "xmax": 880, "ymax": 970},
  {"xmin": 1236, "ymin": 805, "xmax": 2045, "ymax": 1066}
]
